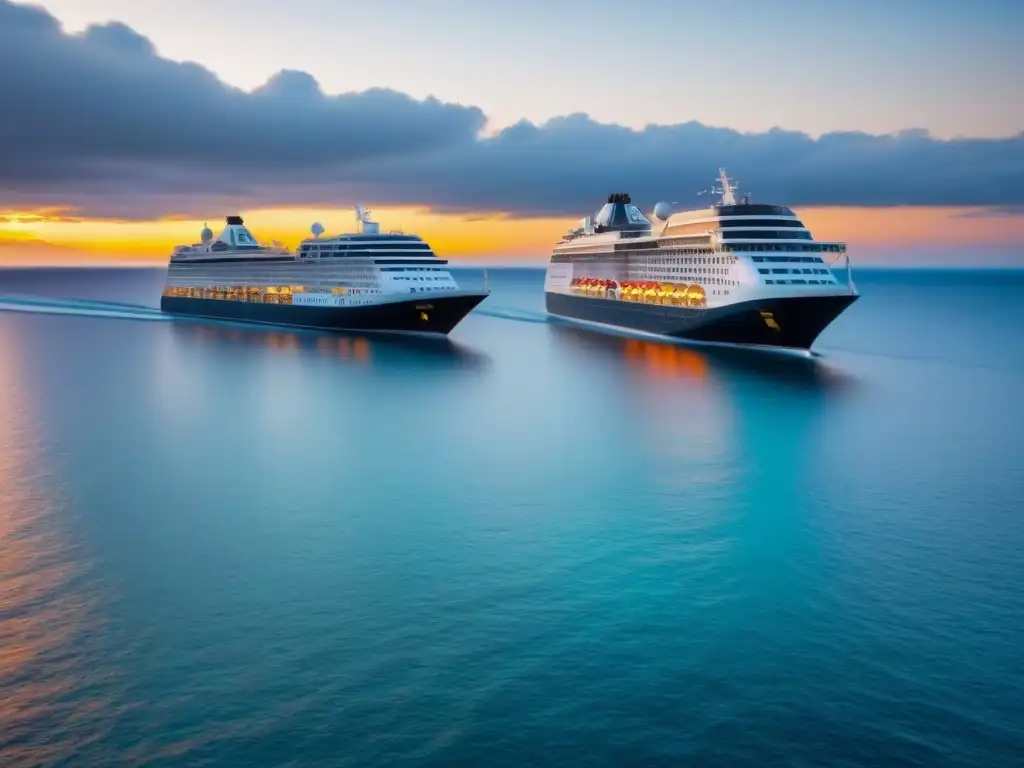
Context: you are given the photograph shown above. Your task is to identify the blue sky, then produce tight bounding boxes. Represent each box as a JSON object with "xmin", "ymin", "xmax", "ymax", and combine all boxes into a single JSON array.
[
  {"xmin": 25, "ymin": 0, "xmax": 1024, "ymax": 138},
  {"xmin": 0, "ymin": 0, "xmax": 1021, "ymax": 264}
]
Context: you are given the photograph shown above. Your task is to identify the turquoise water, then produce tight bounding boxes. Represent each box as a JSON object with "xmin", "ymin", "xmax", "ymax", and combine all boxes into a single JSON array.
[{"xmin": 0, "ymin": 267, "xmax": 1022, "ymax": 766}]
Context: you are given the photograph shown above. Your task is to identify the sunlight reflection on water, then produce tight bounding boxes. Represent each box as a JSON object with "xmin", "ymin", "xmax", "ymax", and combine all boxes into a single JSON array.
[{"xmin": 0, "ymin": 323, "xmax": 115, "ymax": 766}]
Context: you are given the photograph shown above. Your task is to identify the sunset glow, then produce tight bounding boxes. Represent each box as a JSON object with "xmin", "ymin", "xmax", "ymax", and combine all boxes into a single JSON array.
[{"xmin": 2, "ymin": 205, "xmax": 1021, "ymax": 267}]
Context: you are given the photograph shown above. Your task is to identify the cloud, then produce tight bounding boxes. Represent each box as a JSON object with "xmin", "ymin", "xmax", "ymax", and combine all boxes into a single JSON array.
[
  {"xmin": 0, "ymin": 210, "xmax": 83, "ymax": 224},
  {"xmin": 0, "ymin": 0, "xmax": 1022, "ymax": 221},
  {"xmin": 0, "ymin": 233, "xmax": 88, "ymax": 262},
  {"xmin": 951, "ymin": 205, "xmax": 1024, "ymax": 218}
]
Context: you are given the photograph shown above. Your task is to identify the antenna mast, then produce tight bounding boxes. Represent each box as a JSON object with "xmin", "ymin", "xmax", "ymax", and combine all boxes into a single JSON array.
[
  {"xmin": 716, "ymin": 168, "xmax": 738, "ymax": 206},
  {"xmin": 698, "ymin": 168, "xmax": 740, "ymax": 207}
]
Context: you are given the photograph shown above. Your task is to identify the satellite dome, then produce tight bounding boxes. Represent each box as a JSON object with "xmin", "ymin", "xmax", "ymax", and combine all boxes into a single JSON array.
[
  {"xmin": 200, "ymin": 223, "xmax": 213, "ymax": 243},
  {"xmin": 311, "ymin": 222, "xmax": 325, "ymax": 238},
  {"xmin": 653, "ymin": 202, "xmax": 673, "ymax": 221}
]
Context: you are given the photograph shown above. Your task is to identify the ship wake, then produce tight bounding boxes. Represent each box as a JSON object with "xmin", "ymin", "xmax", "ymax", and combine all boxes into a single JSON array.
[
  {"xmin": 0, "ymin": 295, "xmax": 170, "ymax": 322},
  {"xmin": 475, "ymin": 306, "xmax": 551, "ymax": 324}
]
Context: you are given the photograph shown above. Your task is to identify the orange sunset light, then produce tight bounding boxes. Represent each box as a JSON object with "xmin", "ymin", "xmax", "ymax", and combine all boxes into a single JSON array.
[{"xmin": 1, "ymin": 205, "xmax": 1021, "ymax": 266}]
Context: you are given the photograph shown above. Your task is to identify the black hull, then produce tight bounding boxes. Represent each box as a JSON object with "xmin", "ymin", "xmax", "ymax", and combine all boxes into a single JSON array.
[
  {"xmin": 546, "ymin": 292, "xmax": 858, "ymax": 350},
  {"xmin": 161, "ymin": 292, "xmax": 488, "ymax": 335}
]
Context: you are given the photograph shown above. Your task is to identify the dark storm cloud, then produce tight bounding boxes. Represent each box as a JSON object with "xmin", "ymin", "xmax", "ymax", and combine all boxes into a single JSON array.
[
  {"xmin": 351, "ymin": 120, "xmax": 1024, "ymax": 216},
  {"xmin": 0, "ymin": 2, "xmax": 483, "ymax": 173},
  {"xmin": 0, "ymin": 0, "xmax": 1021, "ymax": 219}
]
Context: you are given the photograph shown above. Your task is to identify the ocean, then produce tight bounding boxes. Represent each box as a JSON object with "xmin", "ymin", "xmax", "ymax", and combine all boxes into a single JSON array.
[{"xmin": 0, "ymin": 266, "xmax": 1022, "ymax": 766}]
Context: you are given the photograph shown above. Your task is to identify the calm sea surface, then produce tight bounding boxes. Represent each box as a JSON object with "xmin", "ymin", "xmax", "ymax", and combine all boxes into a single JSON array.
[{"xmin": 0, "ymin": 267, "xmax": 1022, "ymax": 767}]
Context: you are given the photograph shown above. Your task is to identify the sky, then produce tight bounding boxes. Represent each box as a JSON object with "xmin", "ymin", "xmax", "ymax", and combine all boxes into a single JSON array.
[{"xmin": 0, "ymin": 0, "xmax": 1022, "ymax": 265}]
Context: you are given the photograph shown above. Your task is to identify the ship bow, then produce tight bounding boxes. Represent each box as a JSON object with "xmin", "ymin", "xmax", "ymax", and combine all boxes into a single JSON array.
[{"xmin": 686, "ymin": 293, "xmax": 858, "ymax": 350}]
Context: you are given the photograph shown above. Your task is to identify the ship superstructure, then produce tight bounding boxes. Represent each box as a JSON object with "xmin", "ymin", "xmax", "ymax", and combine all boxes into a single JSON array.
[
  {"xmin": 161, "ymin": 206, "xmax": 488, "ymax": 335},
  {"xmin": 543, "ymin": 170, "xmax": 858, "ymax": 350}
]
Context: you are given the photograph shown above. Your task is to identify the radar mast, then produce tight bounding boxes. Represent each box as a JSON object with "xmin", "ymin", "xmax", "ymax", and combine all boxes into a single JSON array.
[
  {"xmin": 716, "ymin": 168, "xmax": 738, "ymax": 206},
  {"xmin": 354, "ymin": 203, "xmax": 380, "ymax": 235},
  {"xmin": 697, "ymin": 168, "xmax": 741, "ymax": 207}
]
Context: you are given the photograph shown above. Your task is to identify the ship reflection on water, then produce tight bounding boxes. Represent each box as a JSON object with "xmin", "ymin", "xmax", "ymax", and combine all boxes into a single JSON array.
[
  {"xmin": 548, "ymin": 323, "xmax": 856, "ymax": 392},
  {"xmin": 620, "ymin": 337, "xmax": 710, "ymax": 382},
  {"xmin": 170, "ymin": 322, "xmax": 490, "ymax": 370}
]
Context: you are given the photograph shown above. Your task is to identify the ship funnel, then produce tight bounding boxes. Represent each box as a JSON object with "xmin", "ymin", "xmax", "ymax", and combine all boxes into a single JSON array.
[
  {"xmin": 215, "ymin": 215, "xmax": 259, "ymax": 248},
  {"xmin": 592, "ymin": 192, "xmax": 651, "ymax": 233}
]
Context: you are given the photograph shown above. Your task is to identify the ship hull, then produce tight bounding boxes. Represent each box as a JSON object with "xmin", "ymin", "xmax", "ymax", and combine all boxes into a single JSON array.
[
  {"xmin": 161, "ymin": 292, "xmax": 488, "ymax": 335},
  {"xmin": 545, "ymin": 292, "xmax": 858, "ymax": 350}
]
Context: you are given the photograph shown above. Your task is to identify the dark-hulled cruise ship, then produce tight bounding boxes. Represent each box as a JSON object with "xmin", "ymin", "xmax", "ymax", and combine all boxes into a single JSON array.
[
  {"xmin": 544, "ymin": 170, "xmax": 858, "ymax": 351},
  {"xmin": 161, "ymin": 206, "xmax": 488, "ymax": 335}
]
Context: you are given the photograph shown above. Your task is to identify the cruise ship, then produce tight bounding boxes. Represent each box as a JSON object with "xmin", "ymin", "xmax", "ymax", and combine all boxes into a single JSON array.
[
  {"xmin": 544, "ymin": 170, "xmax": 858, "ymax": 350},
  {"xmin": 161, "ymin": 206, "xmax": 488, "ymax": 335}
]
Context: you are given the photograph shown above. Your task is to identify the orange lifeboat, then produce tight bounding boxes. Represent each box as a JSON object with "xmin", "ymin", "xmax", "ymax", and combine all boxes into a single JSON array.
[{"xmin": 687, "ymin": 284, "xmax": 707, "ymax": 308}]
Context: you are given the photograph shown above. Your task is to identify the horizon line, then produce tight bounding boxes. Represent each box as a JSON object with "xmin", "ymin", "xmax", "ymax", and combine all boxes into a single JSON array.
[{"xmin": 3, "ymin": 263, "xmax": 1023, "ymax": 271}]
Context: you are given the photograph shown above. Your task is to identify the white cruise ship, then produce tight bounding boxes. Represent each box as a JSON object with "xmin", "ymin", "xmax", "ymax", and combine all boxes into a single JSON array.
[
  {"xmin": 161, "ymin": 206, "xmax": 488, "ymax": 335},
  {"xmin": 543, "ymin": 169, "xmax": 858, "ymax": 350}
]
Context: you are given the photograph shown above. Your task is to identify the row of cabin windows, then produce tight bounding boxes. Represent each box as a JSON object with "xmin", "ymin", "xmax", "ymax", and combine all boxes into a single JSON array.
[
  {"xmin": 720, "ymin": 230, "xmax": 813, "ymax": 240},
  {"xmin": 640, "ymin": 270, "xmax": 734, "ymax": 281},
  {"xmin": 663, "ymin": 254, "xmax": 736, "ymax": 265},
  {"xmin": 303, "ymin": 238, "xmax": 428, "ymax": 248},
  {"xmin": 378, "ymin": 267, "xmax": 446, "ymax": 272},
  {"xmin": 723, "ymin": 243, "xmax": 845, "ymax": 253},
  {"xmin": 554, "ymin": 248, "xmax": 723, "ymax": 263},
  {"xmin": 630, "ymin": 272, "xmax": 738, "ymax": 288},
  {"xmin": 634, "ymin": 265, "xmax": 730, "ymax": 275},
  {"xmin": 752, "ymin": 255, "xmax": 826, "ymax": 263},
  {"xmin": 716, "ymin": 204, "xmax": 795, "ymax": 217},
  {"xmin": 718, "ymin": 219, "xmax": 806, "ymax": 228},
  {"xmin": 665, "ymin": 268, "xmax": 730, "ymax": 276},
  {"xmin": 301, "ymin": 247, "xmax": 432, "ymax": 253},
  {"xmin": 633, "ymin": 262, "xmax": 736, "ymax": 286},
  {"xmin": 560, "ymin": 244, "xmax": 843, "ymax": 259},
  {"xmin": 765, "ymin": 279, "xmax": 833, "ymax": 285},
  {"xmin": 302, "ymin": 246, "xmax": 432, "ymax": 253},
  {"xmin": 657, "ymin": 238, "xmax": 714, "ymax": 249},
  {"xmin": 665, "ymin": 220, "xmax": 806, "ymax": 236},
  {"xmin": 303, "ymin": 235, "xmax": 424, "ymax": 243},
  {"xmin": 169, "ymin": 281, "xmax": 380, "ymax": 291},
  {"xmin": 302, "ymin": 250, "xmax": 433, "ymax": 258},
  {"xmin": 615, "ymin": 241, "xmax": 712, "ymax": 252},
  {"xmin": 758, "ymin": 268, "xmax": 833, "ymax": 275},
  {"xmin": 373, "ymin": 261, "xmax": 445, "ymax": 267},
  {"xmin": 175, "ymin": 264, "xmax": 374, "ymax": 273},
  {"xmin": 636, "ymin": 254, "xmax": 734, "ymax": 265}
]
